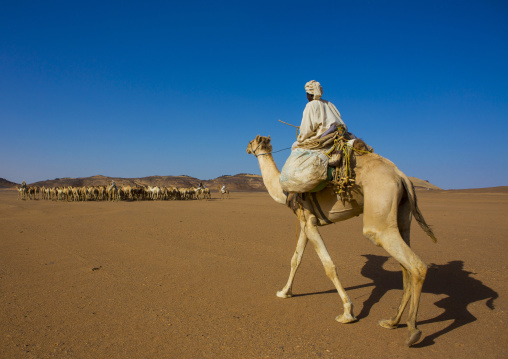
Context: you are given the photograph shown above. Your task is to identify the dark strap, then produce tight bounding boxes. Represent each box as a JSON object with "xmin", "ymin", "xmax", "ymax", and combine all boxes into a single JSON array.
[{"xmin": 311, "ymin": 192, "xmax": 333, "ymax": 224}]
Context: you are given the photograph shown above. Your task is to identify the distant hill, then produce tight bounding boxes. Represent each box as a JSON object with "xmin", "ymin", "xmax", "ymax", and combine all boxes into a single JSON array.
[
  {"xmin": 408, "ymin": 177, "xmax": 442, "ymax": 190},
  {"xmin": 18, "ymin": 174, "xmax": 441, "ymax": 192},
  {"xmin": 442, "ymin": 186, "xmax": 508, "ymax": 194},
  {"xmin": 0, "ymin": 178, "xmax": 19, "ymax": 188}
]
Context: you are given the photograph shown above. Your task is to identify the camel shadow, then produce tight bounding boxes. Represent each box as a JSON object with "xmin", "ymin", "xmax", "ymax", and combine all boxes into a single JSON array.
[
  {"xmin": 290, "ymin": 255, "xmax": 497, "ymax": 346},
  {"xmin": 356, "ymin": 254, "xmax": 498, "ymax": 347}
]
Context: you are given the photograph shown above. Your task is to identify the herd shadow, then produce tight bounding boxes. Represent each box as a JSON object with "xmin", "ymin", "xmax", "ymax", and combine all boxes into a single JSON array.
[{"xmin": 297, "ymin": 254, "xmax": 499, "ymax": 347}]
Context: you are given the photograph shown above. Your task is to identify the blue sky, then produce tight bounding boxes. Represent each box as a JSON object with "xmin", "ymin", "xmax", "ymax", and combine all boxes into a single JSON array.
[{"xmin": 1, "ymin": 1, "xmax": 507, "ymax": 189}]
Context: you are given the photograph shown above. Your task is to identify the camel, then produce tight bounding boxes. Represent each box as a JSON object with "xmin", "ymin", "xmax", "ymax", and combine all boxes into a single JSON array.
[
  {"xmin": 72, "ymin": 187, "xmax": 80, "ymax": 201},
  {"xmin": 246, "ymin": 135, "xmax": 437, "ymax": 347},
  {"xmin": 17, "ymin": 186, "xmax": 27, "ymax": 200},
  {"xmin": 220, "ymin": 188, "xmax": 230, "ymax": 199},
  {"xmin": 171, "ymin": 187, "xmax": 181, "ymax": 200},
  {"xmin": 109, "ymin": 186, "xmax": 120, "ymax": 201},
  {"xmin": 41, "ymin": 186, "xmax": 47, "ymax": 200},
  {"xmin": 50, "ymin": 187, "xmax": 58, "ymax": 200},
  {"xmin": 195, "ymin": 187, "xmax": 204, "ymax": 200},
  {"xmin": 121, "ymin": 185, "xmax": 133, "ymax": 200},
  {"xmin": 81, "ymin": 186, "xmax": 88, "ymax": 201},
  {"xmin": 31, "ymin": 186, "xmax": 40, "ymax": 200},
  {"xmin": 181, "ymin": 188, "xmax": 194, "ymax": 200},
  {"xmin": 203, "ymin": 187, "xmax": 211, "ymax": 199},
  {"xmin": 56, "ymin": 187, "xmax": 65, "ymax": 201}
]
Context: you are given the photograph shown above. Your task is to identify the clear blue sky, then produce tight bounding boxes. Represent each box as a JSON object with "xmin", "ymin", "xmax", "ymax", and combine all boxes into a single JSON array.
[{"xmin": 1, "ymin": 1, "xmax": 507, "ymax": 189}]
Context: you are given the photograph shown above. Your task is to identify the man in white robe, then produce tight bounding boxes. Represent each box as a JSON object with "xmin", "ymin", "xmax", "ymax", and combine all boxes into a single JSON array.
[{"xmin": 295, "ymin": 80, "xmax": 347, "ymax": 148}]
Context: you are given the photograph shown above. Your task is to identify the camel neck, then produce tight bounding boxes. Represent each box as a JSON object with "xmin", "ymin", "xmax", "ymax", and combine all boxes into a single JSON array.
[{"xmin": 257, "ymin": 153, "xmax": 287, "ymax": 204}]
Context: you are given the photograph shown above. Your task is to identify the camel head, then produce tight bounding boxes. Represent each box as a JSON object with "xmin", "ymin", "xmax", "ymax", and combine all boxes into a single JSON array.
[{"xmin": 246, "ymin": 135, "xmax": 272, "ymax": 157}]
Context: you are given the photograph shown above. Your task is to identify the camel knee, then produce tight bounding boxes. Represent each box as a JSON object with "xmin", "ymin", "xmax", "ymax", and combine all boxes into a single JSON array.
[
  {"xmin": 406, "ymin": 260, "xmax": 427, "ymax": 283},
  {"xmin": 363, "ymin": 228, "xmax": 382, "ymax": 247},
  {"xmin": 414, "ymin": 262, "xmax": 427, "ymax": 282},
  {"xmin": 290, "ymin": 252, "xmax": 300, "ymax": 267},
  {"xmin": 324, "ymin": 262, "xmax": 338, "ymax": 279}
]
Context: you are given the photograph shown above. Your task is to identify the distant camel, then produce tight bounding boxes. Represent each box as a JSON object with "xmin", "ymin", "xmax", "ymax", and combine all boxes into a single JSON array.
[
  {"xmin": 56, "ymin": 187, "xmax": 66, "ymax": 201},
  {"xmin": 195, "ymin": 187, "xmax": 204, "ymax": 200},
  {"xmin": 41, "ymin": 186, "xmax": 49, "ymax": 200},
  {"xmin": 247, "ymin": 135, "xmax": 436, "ymax": 346},
  {"xmin": 203, "ymin": 187, "xmax": 211, "ymax": 199},
  {"xmin": 17, "ymin": 186, "xmax": 27, "ymax": 200},
  {"xmin": 220, "ymin": 188, "xmax": 230, "ymax": 199}
]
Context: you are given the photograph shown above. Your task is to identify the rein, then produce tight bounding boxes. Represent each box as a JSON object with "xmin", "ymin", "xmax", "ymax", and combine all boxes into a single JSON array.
[{"xmin": 250, "ymin": 143, "xmax": 291, "ymax": 158}]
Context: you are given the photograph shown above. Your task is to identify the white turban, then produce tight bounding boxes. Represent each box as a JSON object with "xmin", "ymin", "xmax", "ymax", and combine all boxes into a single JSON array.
[{"xmin": 305, "ymin": 80, "xmax": 323, "ymax": 100}]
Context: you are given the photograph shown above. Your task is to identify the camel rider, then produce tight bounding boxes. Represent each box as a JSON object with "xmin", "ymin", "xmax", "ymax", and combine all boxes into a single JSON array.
[
  {"xmin": 293, "ymin": 80, "xmax": 348, "ymax": 150},
  {"xmin": 221, "ymin": 185, "xmax": 226, "ymax": 194},
  {"xmin": 198, "ymin": 182, "xmax": 203, "ymax": 189},
  {"xmin": 280, "ymin": 81, "xmax": 353, "ymax": 193},
  {"xmin": 109, "ymin": 180, "xmax": 116, "ymax": 191},
  {"xmin": 21, "ymin": 181, "xmax": 27, "ymax": 189}
]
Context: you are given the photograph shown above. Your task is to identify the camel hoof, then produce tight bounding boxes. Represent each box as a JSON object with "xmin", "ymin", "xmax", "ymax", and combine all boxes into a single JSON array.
[
  {"xmin": 406, "ymin": 329, "xmax": 422, "ymax": 347},
  {"xmin": 276, "ymin": 291, "xmax": 292, "ymax": 299},
  {"xmin": 335, "ymin": 313, "xmax": 357, "ymax": 324},
  {"xmin": 378, "ymin": 319, "xmax": 398, "ymax": 330}
]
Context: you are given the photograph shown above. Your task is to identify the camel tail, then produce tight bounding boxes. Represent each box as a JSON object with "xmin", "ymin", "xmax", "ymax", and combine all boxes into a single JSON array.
[{"xmin": 400, "ymin": 173, "xmax": 438, "ymax": 243}]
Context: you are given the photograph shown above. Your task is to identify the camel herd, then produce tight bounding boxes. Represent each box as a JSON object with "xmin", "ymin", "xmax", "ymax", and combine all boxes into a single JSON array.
[{"xmin": 16, "ymin": 185, "xmax": 218, "ymax": 201}]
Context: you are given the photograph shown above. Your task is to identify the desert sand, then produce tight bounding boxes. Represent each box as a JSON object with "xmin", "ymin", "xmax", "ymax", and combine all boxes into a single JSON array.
[{"xmin": 1, "ymin": 188, "xmax": 507, "ymax": 358}]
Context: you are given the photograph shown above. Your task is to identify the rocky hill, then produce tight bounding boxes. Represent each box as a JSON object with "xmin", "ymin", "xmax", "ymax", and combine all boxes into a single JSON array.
[{"xmin": 0, "ymin": 178, "xmax": 19, "ymax": 188}]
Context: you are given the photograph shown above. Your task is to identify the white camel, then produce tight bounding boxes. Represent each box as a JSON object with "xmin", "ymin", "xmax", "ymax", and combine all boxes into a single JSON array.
[
  {"xmin": 195, "ymin": 187, "xmax": 204, "ymax": 200},
  {"xmin": 220, "ymin": 188, "xmax": 230, "ymax": 199},
  {"xmin": 247, "ymin": 135, "xmax": 436, "ymax": 347},
  {"xmin": 17, "ymin": 186, "xmax": 27, "ymax": 200}
]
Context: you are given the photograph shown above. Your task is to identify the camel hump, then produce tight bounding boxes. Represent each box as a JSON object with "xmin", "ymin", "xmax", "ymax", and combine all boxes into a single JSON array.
[{"xmin": 353, "ymin": 139, "xmax": 369, "ymax": 153}]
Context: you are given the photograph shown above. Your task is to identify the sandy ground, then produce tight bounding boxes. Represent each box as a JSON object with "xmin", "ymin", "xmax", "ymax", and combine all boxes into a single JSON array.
[{"xmin": 1, "ymin": 188, "xmax": 507, "ymax": 358}]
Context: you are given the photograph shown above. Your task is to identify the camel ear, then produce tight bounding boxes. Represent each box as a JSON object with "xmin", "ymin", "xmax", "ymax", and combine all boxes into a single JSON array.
[
  {"xmin": 256, "ymin": 135, "xmax": 260, "ymax": 141},
  {"xmin": 268, "ymin": 136, "xmax": 271, "ymax": 141}
]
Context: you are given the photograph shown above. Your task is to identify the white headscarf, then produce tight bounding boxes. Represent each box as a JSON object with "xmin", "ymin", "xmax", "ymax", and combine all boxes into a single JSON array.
[{"xmin": 305, "ymin": 80, "xmax": 323, "ymax": 100}]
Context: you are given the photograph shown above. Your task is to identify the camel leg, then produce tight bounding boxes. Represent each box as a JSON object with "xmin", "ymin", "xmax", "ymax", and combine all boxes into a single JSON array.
[
  {"xmin": 304, "ymin": 217, "xmax": 357, "ymax": 324},
  {"xmin": 365, "ymin": 226, "xmax": 427, "ymax": 346},
  {"xmin": 379, "ymin": 199, "xmax": 413, "ymax": 330},
  {"xmin": 405, "ymin": 260, "xmax": 427, "ymax": 346},
  {"xmin": 277, "ymin": 217, "xmax": 309, "ymax": 298},
  {"xmin": 379, "ymin": 266, "xmax": 411, "ymax": 329},
  {"xmin": 362, "ymin": 185, "xmax": 427, "ymax": 346}
]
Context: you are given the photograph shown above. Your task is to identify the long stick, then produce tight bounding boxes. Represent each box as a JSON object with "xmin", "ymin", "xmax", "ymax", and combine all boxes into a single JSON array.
[
  {"xmin": 278, "ymin": 119, "xmax": 299, "ymax": 128},
  {"xmin": 278, "ymin": 119, "xmax": 300, "ymax": 137}
]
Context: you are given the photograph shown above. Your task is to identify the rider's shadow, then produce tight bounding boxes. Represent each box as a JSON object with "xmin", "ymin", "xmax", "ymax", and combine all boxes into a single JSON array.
[{"xmin": 357, "ymin": 254, "xmax": 498, "ymax": 347}]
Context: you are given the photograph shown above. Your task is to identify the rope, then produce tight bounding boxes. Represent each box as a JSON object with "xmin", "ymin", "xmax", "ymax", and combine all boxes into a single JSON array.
[
  {"xmin": 351, "ymin": 146, "xmax": 372, "ymax": 155},
  {"xmin": 332, "ymin": 141, "xmax": 372, "ymax": 199},
  {"xmin": 323, "ymin": 137, "xmax": 341, "ymax": 157},
  {"xmin": 272, "ymin": 147, "xmax": 292, "ymax": 154},
  {"xmin": 344, "ymin": 144, "xmax": 352, "ymax": 179},
  {"xmin": 251, "ymin": 144, "xmax": 291, "ymax": 157}
]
